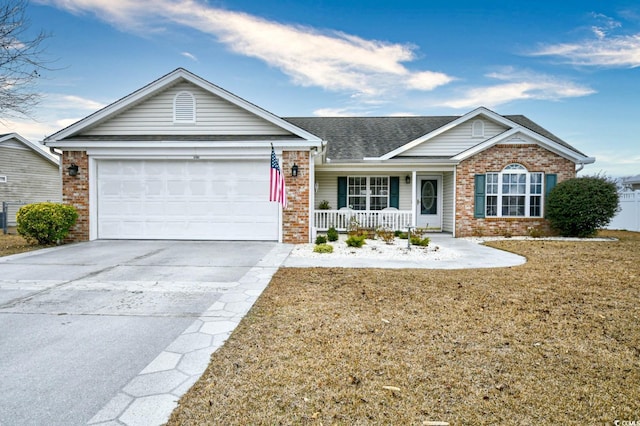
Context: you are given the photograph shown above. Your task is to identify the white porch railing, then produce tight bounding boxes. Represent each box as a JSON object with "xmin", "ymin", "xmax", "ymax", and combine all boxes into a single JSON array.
[{"xmin": 314, "ymin": 209, "xmax": 413, "ymax": 231}]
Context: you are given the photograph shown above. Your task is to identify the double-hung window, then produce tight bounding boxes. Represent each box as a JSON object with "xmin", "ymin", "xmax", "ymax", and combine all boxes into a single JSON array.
[
  {"xmin": 348, "ymin": 176, "xmax": 389, "ymax": 210},
  {"xmin": 486, "ymin": 164, "xmax": 543, "ymax": 217}
]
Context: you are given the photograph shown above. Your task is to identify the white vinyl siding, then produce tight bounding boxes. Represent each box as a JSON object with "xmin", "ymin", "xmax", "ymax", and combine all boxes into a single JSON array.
[
  {"xmin": 400, "ymin": 119, "xmax": 508, "ymax": 157},
  {"xmin": 0, "ymin": 145, "xmax": 62, "ymax": 226},
  {"xmin": 83, "ymin": 81, "xmax": 293, "ymax": 136},
  {"xmin": 442, "ymin": 171, "xmax": 454, "ymax": 232}
]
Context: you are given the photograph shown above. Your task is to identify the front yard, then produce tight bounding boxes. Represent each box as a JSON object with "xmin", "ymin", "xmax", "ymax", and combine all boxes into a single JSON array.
[
  {"xmin": 168, "ymin": 230, "xmax": 639, "ymax": 425},
  {"xmin": 0, "ymin": 234, "xmax": 40, "ymax": 257}
]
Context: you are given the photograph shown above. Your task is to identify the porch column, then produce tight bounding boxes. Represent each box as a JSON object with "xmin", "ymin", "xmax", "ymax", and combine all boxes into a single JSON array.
[
  {"xmin": 411, "ymin": 170, "xmax": 417, "ymax": 227},
  {"xmin": 281, "ymin": 150, "xmax": 311, "ymax": 244}
]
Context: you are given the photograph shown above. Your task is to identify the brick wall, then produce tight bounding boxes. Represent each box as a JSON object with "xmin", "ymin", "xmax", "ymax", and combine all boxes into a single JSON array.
[
  {"xmin": 455, "ymin": 144, "xmax": 576, "ymax": 237},
  {"xmin": 62, "ymin": 151, "xmax": 90, "ymax": 242},
  {"xmin": 282, "ymin": 150, "xmax": 310, "ymax": 244}
]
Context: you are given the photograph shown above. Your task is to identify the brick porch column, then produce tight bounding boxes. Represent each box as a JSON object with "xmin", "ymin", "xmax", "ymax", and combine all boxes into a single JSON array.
[
  {"xmin": 282, "ymin": 150, "xmax": 311, "ymax": 244},
  {"xmin": 62, "ymin": 151, "xmax": 90, "ymax": 242}
]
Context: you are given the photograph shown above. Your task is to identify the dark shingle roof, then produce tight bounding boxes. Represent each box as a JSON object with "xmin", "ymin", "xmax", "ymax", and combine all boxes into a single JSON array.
[
  {"xmin": 285, "ymin": 116, "xmax": 459, "ymax": 160},
  {"xmin": 285, "ymin": 115, "xmax": 584, "ymax": 160}
]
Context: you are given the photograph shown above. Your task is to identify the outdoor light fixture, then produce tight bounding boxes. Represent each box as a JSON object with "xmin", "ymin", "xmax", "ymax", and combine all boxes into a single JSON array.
[
  {"xmin": 405, "ymin": 175, "xmax": 411, "ymax": 184},
  {"xmin": 67, "ymin": 164, "xmax": 79, "ymax": 176},
  {"xmin": 291, "ymin": 163, "xmax": 299, "ymax": 177}
]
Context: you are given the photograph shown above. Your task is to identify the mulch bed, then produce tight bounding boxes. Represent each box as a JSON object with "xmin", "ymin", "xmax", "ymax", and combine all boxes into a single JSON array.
[
  {"xmin": 168, "ymin": 230, "xmax": 640, "ymax": 425},
  {"xmin": 0, "ymin": 234, "xmax": 40, "ymax": 257}
]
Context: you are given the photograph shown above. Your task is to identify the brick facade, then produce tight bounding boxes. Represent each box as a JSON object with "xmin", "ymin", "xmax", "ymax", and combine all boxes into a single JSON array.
[
  {"xmin": 455, "ymin": 144, "xmax": 576, "ymax": 237},
  {"xmin": 62, "ymin": 151, "xmax": 90, "ymax": 241},
  {"xmin": 282, "ymin": 150, "xmax": 311, "ymax": 244}
]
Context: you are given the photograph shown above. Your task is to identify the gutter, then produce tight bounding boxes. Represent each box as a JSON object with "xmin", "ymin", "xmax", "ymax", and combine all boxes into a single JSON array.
[{"xmin": 576, "ymin": 156, "xmax": 596, "ymax": 173}]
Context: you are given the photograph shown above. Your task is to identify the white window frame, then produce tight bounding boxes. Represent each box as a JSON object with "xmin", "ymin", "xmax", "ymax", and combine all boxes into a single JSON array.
[
  {"xmin": 173, "ymin": 91, "xmax": 196, "ymax": 123},
  {"xmin": 347, "ymin": 176, "xmax": 389, "ymax": 210},
  {"xmin": 0, "ymin": 175, "xmax": 7, "ymax": 183},
  {"xmin": 486, "ymin": 164, "xmax": 544, "ymax": 218}
]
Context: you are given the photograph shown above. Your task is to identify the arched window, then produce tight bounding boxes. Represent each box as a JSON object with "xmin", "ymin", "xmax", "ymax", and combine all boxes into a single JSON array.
[
  {"xmin": 472, "ymin": 119, "xmax": 484, "ymax": 138},
  {"xmin": 485, "ymin": 164, "xmax": 544, "ymax": 217},
  {"xmin": 173, "ymin": 91, "xmax": 196, "ymax": 123}
]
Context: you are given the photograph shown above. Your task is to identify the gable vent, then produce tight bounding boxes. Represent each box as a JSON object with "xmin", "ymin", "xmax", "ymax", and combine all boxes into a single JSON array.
[{"xmin": 174, "ymin": 91, "xmax": 196, "ymax": 123}]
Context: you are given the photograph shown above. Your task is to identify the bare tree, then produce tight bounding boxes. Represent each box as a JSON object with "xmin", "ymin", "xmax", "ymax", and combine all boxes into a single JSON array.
[{"xmin": 0, "ymin": 0, "xmax": 50, "ymax": 119}]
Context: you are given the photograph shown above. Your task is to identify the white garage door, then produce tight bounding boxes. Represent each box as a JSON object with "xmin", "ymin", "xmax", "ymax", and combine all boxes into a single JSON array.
[{"xmin": 96, "ymin": 159, "xmax": 279, "ymax": 240}]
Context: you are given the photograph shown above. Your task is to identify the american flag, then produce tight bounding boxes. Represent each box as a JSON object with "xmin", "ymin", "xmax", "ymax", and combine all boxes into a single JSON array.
[{"xmin": 269, "ymin": 146, "xmax": 287, "ymax": 208}]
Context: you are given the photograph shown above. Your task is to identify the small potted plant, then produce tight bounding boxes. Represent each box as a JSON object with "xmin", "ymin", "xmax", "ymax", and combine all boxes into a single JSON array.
[{"xmin": 318, "ymin": 200, "xmax": 331, "ymax": 210}]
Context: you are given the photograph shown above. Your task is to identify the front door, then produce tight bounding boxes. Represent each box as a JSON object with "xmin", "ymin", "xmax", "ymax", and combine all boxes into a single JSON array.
[{"xmin": 416, "ymin": 176, "xmax": 441, "ymax": 230}]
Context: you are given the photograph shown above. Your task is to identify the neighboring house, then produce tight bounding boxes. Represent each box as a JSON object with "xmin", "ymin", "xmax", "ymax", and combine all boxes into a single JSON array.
[
  {"xmin": 0, "ymin": 133, "xmax": 61, "ymax": 227},
  {"xmin": 43, "ymin": 68, "xmax": 595, "ymax": 243},
  {"xmin": 623, "ymin": 175, "xmax": 640, "ymax": 191}
]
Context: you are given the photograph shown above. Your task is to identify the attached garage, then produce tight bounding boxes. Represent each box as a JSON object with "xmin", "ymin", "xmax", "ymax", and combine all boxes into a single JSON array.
[
  {"xmin": 96, "ymin": 159, "xmax": 279, "ymax": 240},
  {"xmin": 43, "ymin": 68, "xmax": 322, "ymax": 243}
]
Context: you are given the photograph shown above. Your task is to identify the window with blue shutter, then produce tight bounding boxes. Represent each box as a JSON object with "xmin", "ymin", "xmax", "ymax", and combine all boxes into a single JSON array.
[
  {"xmin": 474, "ymin": 174, "xmax": 486, "ymax": 218},
  {"xmin": 390, "ymin": 176, "xmax": 399, "ymax": 208},
  {"xmin": 337, "ymin": 176, "xmax": 347, "ymax": 209}
]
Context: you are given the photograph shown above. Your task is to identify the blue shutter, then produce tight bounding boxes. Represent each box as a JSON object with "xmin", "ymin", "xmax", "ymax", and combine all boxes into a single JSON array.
[
  {"xmin": 337, "ymin": 176, "xmax": 347, "ymax": 209},
  {"xmin": 545, "ymin": 174, "xmax": 557, "ymax": 198},
  {"xmin": 474, "ymin": 174, "xmax": 486, "ymax": 218},
  {"xmin": 389, "ymin": 176, "xmax": 399, "ymax": 208}
]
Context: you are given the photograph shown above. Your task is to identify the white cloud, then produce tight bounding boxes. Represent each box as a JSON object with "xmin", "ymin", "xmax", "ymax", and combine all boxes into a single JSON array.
[
  {"xmin": 181, "ymin": 51, "xmax": 198, "ymax": 61},
  {"xmin": 530, "ymin": 14, "xmax": 640, "ymax": 68},
  {"xmin": 37, "ymin": 0, "xmax": 454, "ymax": 97},
  {"xmin": 0, "ymin": 93, "xmax": 106, "ymax": 141},
  {"xmin": 438, "ymin": 69, "xmax": 595, "ymax": 109},
  {"xmin": 52, "ymin": 95, "xmax": 106, "ymax": 111}
]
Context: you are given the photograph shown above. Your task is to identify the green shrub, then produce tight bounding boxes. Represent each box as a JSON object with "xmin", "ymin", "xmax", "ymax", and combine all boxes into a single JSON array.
[
  {"xmin": 313, "ymin": 243, "xmax": 334, "ymax": 253},
  {"xmin": 327, "ymin": 227, "xmax": 339, "ymax": 242},
  {"xmin": 17, "ymin": 202, "xmax": 78, "ymax": 245},
  {"xmin": 546, "ymin": 176, "xmax": 619, "ymax": 238},
  {"xmin": 397, "ymin": 232, "xmax": 408, "ymax": 239},
  {"xmin": 345, "ymin": 234, "xmax": 366, "ymax": 248},
  {"xmin": 315, "ymin": 235, "xmax": 327, "ymax": 244},
  {"xmin": 410, "ymin": 236, "xmax": 430, "ymax": 246}
]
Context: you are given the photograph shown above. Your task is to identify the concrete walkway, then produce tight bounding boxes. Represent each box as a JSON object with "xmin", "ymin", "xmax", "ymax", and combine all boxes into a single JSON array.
[{"xmin": 282, "ymin": 233, "xmax": 526, "ymax": 269}]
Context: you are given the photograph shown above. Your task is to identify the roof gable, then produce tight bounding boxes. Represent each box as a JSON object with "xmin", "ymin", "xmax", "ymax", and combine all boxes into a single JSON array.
[
  {"xmin": 45, "ymin": 68, "xmax": 321, "ymax": 143},
  {"xmin": 0, "ymin": 133, "xmax": 59, "ymax": 166}
]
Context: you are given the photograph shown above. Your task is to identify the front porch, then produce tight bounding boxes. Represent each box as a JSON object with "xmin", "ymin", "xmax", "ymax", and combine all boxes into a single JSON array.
[{"xmin": 314, "ymin": 209, "xmax": 414, "ymax": 231}]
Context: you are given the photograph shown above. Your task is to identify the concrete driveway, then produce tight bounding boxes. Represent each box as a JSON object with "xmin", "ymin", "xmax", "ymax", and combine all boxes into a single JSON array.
[{"xmin": 0, "ymin": 240, "xmax": 292, "ymax": 426}]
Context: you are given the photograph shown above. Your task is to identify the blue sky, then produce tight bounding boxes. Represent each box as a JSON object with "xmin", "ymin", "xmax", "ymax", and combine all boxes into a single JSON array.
[{"xmin": 4, "ymin": 0, "xmax": 640, "ymax": 176}]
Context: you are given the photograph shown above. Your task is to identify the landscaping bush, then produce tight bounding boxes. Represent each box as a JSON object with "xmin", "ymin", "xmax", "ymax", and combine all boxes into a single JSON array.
[
  {"xmin": 546, "ymin": 175, "xmax": 619, "ymax": 238},
  {"xmin": 327, "ymin": 227, "xmax": 339, "ymax": 242},
  {"xmin": 313, "ymin": 243, "xmax": 334, "ymax": 253},
  {"xmin": 345, "ymin": 234, "xmax": 366, "ymax": 248},
  {"xmin": 376, "ymin": 227, "xmax": 395, "ymax": 244},
  {"xmin": 16, "ymin": 202, "xmax": 78, "ymax": 245},
  {"xmin": 410, "ymin": 236, "xmax": 430, "ymax": 246},
  {"xmin": 315, "ymin": 235, "xmax": 327, "ymax": 245}
]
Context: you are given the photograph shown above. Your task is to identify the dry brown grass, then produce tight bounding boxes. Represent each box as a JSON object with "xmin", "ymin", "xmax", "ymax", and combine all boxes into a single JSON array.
[
  {"xmin": 0, "ymin": 233, "xmax": 41, "ymax": 257},
  {"xmin": 170, "ymin": 230, "xmax": 640, "ymax": 425}
]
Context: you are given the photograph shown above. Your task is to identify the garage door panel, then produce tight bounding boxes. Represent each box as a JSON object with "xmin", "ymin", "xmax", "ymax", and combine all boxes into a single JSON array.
[{"xmin": 97, "ymin": 160, "xmax": 279, "ymax": 240}]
